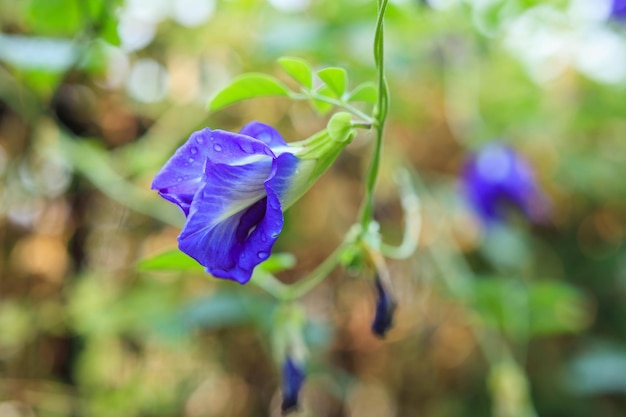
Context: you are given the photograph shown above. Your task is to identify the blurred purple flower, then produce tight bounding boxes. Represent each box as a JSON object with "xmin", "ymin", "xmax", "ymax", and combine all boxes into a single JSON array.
[
  {"xmin": 281, "ymin": 357, "xmax": 305, "ymax": 413},
  {"xmin": 152, "ymin": 122, "xmax": 299, "ymax": 284},
  {"xmin": 611, "ymin": 0, "xmax": 626, "ymax": 20},
  {"xmin": 461, "ymin": 143, "xmax": 550, "ymax": 225},
  {"xmin": 371, "ymin": 277, "xmax": 397, "ymax": 338}
]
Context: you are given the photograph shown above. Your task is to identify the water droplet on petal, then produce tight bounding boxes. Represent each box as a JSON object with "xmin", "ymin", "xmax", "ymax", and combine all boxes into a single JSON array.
[
  {"xmin": 196, "ymin": 137, "xmax": 204, "ymax": 144},
  {"xmin": 176, "ymin": 177, "xmax": 183, "ymax": 182},
  {"xmin": 271, "ymin": 232, "xmax": 279, "ymax": 238},
  {"xmin": 188, "ymin": 157, "xmax": 194, "ymax": 163},
  {"xmin": 213, "ymin": 144, "xmax": 223, "ymax": 152},
  {"xmin": 190, "ymin": 147, "xmax": 198, "ymax": 154},
  {"xmin": 260, "ymin": 234, "xmax": 267, "ymax": 242},
  {"xmin": 257, "ymin": 251, "xmax": 268, "ymax": 259}
]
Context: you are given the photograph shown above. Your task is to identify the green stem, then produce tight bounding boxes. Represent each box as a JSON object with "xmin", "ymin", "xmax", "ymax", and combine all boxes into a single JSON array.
[
  {"xmin": 380, "ymin": 169, "xmax": 422, "ymax": 259},
  {"xmin": 252, "ymin": 242, "xmax": 349, "ymax": 301},
  {"xmin": 290, "ymin": 92, "xmax": 374, "ymax": 123},
  {"xmin": 358, "ymin": 0, "xmax": 390, "ymax": 228},
  {"xmin": 253, "ymin": 0, "xmax": 390, "ymax": 300}
]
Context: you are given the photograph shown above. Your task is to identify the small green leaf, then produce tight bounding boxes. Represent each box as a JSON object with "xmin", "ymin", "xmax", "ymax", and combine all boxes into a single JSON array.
[
  {"xmin": 348, "ymin": 82, "xmax": 378, "ymax": 103},
  {"xmin": 528, "ymin": 281, "xmax": 590, "ymax": 336},
  {"xmin": 278, "ymin": 56, "xmax": 313, "ymax": 90},
  {"xmin": 317, "ymin": 67, "xmax": 348, "ymax": 98},
  {"xmin": 311, "ymin": 85, "xmax": 335, "ymax": 115},
  {"xmin": 473, "ymin": 278, "xmax": 590, "ymax": 338},
  {"xmin": 209, "ymin": 73, "xmax": 290, "ymax": 112},
  {"xmin": 137, "ymin": 249, "xmax": 204, "ymax": 273},
  {"xmin": 327, "ymin": 112, "xmax": 355, "ymax": 143}
]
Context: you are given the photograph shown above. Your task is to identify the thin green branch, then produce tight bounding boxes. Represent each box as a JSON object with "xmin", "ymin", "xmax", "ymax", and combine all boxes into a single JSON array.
[
  {"xmin": 380, "ymin": 169, "xmax": 422, "ymax": 259},
  {"xmin": 251, "ymin": 242, "xmax": 350, "ymax": 301},
  {"xmin": 358, "ymin": 0, "xmax": 390, "ymax": 228},
  {"xmin": 289, "ymin": 92, "xmax": 374, "ymax": 123}
]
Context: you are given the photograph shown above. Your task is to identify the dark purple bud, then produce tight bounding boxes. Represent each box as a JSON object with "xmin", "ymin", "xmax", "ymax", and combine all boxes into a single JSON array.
[
  {"xmin": 461, "ymin": 142, "xmax": 550, "ymax": 226},
  {"xmin": 372, "ymin": 277, "xmax": 397, "ymax": 338},
  {"xmin": 281, "ymin": 357, "xmax": 305, "ymax": 414},
  {"xmin": 611, "ymin": 0, "xmax": 626, "ymax": 20}
]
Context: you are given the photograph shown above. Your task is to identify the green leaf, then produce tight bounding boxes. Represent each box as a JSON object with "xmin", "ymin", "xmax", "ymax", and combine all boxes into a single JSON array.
[
  {"xmin": 137, "ymin": 249, "xmax": 204, "ymax": 273},
  {"xmin": 208, "ymin": 73, "xmax": 290, "ymax": 112},
  {"xmin": 278, "ymin": 56, "xmax": 313, "ymax": 90},
  {"xmin": 348, "ymin": 82, "xmax": 378, "ymax": 103},
  {"xmin": 528, "ymin": 281, "xmax": 590, "ymax": 336},
  {"xmin": 317, "ymin": 67, "xmax": 348, "ymax": 98},
  {"xmin": 310, "ymin": 85, "xmax": 335, "ymax": 115},
  {"xmin": 473, "ymin": 279, "xmax": 590, "ymax": 338},
  {"xmin": 327, "ymin": 112, "xmax": 355, "ymax": 143},
  {"xmin": 26, "ymin": 0, "xmax": 82, "ymax": 36}
]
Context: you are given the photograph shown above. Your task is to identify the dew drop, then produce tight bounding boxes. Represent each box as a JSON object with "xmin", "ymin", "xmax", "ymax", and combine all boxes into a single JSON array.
[
  {"xmin": 213, "ymin": 144, "xmax": 223, "ymax": 152},
  {"xmin": 176, "ymin": 177, "xmax": 183, "ymax": 182},
  {"xmin": 260, "ymin": 234, "xmax": 267, "ymax": 242},
  {"xmin": 195, "ymin": 136, "xmax": 204, "ymax": 144},
  {"xmin": 190, "ymin": 147, "xmax": 198, "ymax": 154},
  {"xmin": 270, "ymin": 232, "xmax": 279, "ymax": 238},
  {"xmin": 257, "ymin": 251, "xmax": 268, "ymax": 259},
  {"xmin": 188, "ymin": 157, "xmax": 194, "ymax": 163}
]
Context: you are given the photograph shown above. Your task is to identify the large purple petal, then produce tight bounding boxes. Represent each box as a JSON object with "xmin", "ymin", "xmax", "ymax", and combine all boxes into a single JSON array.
[
  {"xmin": 239, "ymin": 121, "xmax": 288, "ymax": 148},
  {"xmin": 152, "ymin": 128, "xmax": 274, "ymax": 214},
  {"xmin": 178, "ymin": 156, "xmax": 280, "ymax": 283}
]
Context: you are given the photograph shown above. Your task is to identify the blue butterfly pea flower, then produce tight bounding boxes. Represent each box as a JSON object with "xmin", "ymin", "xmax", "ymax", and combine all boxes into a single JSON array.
[
  {"xmin": 152, "ymin": 121, "xmax": 350, "ymax": 284},
  {"xmin": 461, "ymin": 142, "xmax": 550, "ymax": 226}
]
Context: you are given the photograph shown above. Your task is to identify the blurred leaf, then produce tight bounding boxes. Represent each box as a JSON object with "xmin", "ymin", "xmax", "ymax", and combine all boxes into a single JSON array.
[
  {"xmin": 473, "ymin": 279, "xmax": 589, "ymax": 338},
  {"xmin": 0, "ymin": 302, "xmax": 36, "ymax": 351},
  {"xmin": 327, "ymin": 112, "xmax": 355, "ymax": 143},
  {"xmin": 278, "ymin": 56, "xmax": 313, "ymax": 90},
  {"xmin": 208, "ymin": 73, "xmax": 290, "ymax": 112},
  {"xmin": 26, "ymin": 0, "xmax": 82, "ymax": 36},
  {"xmin": 347, "ymin": 81, "xmax": 377, "ymax": 103},
  {"xmin": 528, "ymin": 281, "xmax": 590, "ymax": 336},
  {"xmin": 317, "ymin": 67, "xmax": 348, "ymax": 98},
  {"xmin": 137, "ymin": 249, "xmax": 204, "ymax": 273}
]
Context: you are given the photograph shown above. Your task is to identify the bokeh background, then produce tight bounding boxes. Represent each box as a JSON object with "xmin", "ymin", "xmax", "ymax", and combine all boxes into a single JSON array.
[{"xmin": 1, "ymin": 0, "xmax": 626, "ymax": 416}]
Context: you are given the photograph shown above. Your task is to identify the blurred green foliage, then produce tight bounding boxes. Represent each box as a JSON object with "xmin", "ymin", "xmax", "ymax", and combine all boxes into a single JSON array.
[{"xmin": 0, "ymin": 0, "xmax": 626, "ymax": 416}]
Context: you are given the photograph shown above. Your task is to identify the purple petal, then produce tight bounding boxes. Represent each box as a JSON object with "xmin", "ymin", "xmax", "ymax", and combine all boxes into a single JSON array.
[
  {"xmin": 281, "ymin": 357, "xmax": 305, "ymax": 413},
  {"xmin": 152, "ymin": 128, "xmax": 275, "ymax": 214},
  {"xmin": 462, "ymin": 143, "xmax": 549, "ymax": 225},
  {"xmin": 239, "ymin": 121, "xmax": 288, "ymax": 148},
  {"xmin": 612, "ymin": 0, "xmax": 626, "ymax": 19},
  {"xmin": 267, "ymin": 152, "xmax": 300, "ymax": 205},
  {"xmin": 151, "ymin": 128, "xmax": 213, "ymax": 215},
  {"xmin": 178, "ymin": 156, "xmax": 283, "ymax": 283},
  {"xmin": 371, "ymin": 277, "xmax": 397, "ymax": 338}
]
